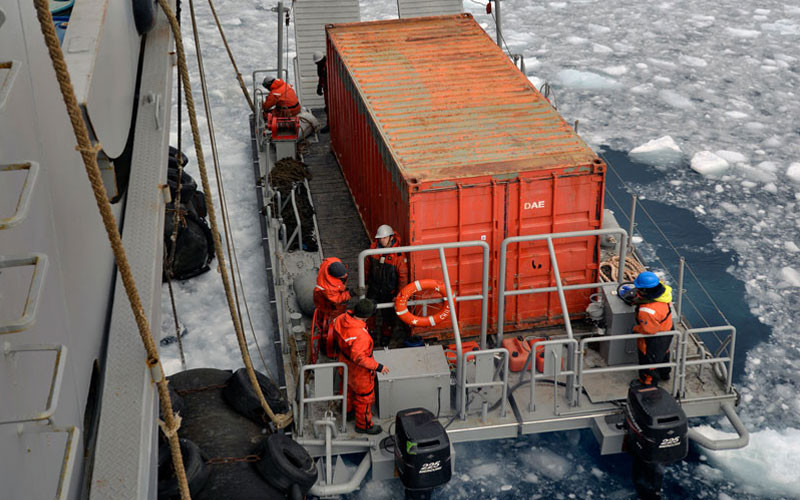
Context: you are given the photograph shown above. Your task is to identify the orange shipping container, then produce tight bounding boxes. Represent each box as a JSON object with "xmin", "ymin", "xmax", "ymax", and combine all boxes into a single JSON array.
[{"xmin": 326, "ymin": 14, "xmax": 605, "ymax": 336}]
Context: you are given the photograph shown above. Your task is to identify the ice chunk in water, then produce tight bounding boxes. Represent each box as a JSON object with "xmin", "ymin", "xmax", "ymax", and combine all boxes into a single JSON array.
[
  {"xmin": 786, "ymin": 163, "xmax": 800, "ymax": 184},
  {"xmin": 690, "ymin": 151, "xmax": 730, "ymax": 178},
  {"xmin": 715, "ymin": 150, "xmax": 747, "ymax": 164},
  {"xmin": 779, "ymin": 267, "xmax": 800, "ymax": 287},
  {"xmin": 554, "ymin": 69, "xmax": 621, "ymax": 91},
  {"xmin": 629, "ymin": 136, "xmax": 683, "ymax": 167}
]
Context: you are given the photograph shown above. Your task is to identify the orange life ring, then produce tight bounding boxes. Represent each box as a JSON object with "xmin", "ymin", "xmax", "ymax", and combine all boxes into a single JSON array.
[{"xmin": 394, "ymin": 279, "xmax": 451, "ymax": 327}]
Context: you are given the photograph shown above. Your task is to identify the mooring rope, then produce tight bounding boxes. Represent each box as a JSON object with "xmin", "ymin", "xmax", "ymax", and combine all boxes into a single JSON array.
[
  {"xmin": 32, "ymin": 1, "xmax": 191, "ymax": 498},
  {"xmin": 157, "ymin": 0, "xmax": 292, "ymax": 429},
  {"xmin": 205, "ymin": 0, "xmax": 255, "ymax": 112},
  {"xmin": 186, "ymin": 0, "xmax": 275, "ymax": 381}
]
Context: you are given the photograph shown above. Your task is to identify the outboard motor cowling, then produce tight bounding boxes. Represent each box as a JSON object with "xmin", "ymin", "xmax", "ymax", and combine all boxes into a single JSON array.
[
  {"xmin": 625, "ymin": 383, "xmax": 688, "ymax": 500},
  {"xmin": 394, "ymin": 408, "xmax": 451, "ymax": 499},
  {"xmin": 625, "ymin": 383, "xmax": 688, "ymax": 463}
]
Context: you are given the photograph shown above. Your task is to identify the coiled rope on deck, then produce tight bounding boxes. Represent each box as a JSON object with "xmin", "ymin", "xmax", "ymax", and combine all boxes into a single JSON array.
[
  {"xmin": 31, "ymin": 2, "xmax": 191, "ymax": 498},
  {"xmin": 599, "ymin": 254, "xmax": 646, "ymax": 282},
  {"xmin": 156, "ymin": 0, "xmax": 292, "ymax": 429}
]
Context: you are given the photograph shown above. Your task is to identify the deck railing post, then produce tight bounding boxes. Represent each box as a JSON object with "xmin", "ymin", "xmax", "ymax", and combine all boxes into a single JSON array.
[{"xmin": 628, "ymin": 194, "xmax": 638, "ymax": 253}]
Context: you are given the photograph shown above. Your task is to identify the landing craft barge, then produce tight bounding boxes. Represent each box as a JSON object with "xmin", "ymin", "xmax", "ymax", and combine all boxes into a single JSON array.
[{"xmin": 252, "ymin": 10, "xmax": 748, "ymax": 498}]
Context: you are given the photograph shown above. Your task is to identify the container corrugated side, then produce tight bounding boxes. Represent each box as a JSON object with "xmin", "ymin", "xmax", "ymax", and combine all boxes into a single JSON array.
[{"xmin": 326, "ymin": 14, "xmax": 605, "ymax": 336}]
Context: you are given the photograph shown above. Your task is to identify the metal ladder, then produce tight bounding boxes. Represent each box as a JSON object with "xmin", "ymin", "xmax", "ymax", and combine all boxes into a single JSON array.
[{"xmin": 1, "ymin": 5, "xmax": 77, "ymax": 499}]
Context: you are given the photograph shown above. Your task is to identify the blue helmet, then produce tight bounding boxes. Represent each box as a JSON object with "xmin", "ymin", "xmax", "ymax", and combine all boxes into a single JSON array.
[{"xmin": 634, "ymin": 271, "xmax": 660, "ymax": 289}]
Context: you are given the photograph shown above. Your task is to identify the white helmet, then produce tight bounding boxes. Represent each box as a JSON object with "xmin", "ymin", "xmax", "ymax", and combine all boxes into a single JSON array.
[
  {"xmin": 374, "ymin": 224, "xmax": 394, "ymax": 239},
  {"xmin": 313, "ymin": 51, "xmax": 325, "ymax": 64}
]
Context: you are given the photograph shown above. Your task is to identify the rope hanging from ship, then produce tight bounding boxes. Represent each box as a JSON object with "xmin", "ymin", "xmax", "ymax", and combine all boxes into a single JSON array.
[
  {"xmin": 156, "ymin": 0, "xmax": 292, "ymax": 430},
  {"xmin": 32, "ymin": 1, "xmax": 192, "ymax": 498}
]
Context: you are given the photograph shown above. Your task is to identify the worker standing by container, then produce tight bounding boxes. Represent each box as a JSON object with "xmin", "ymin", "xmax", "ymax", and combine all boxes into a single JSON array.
[
  {"xmin": 261, "ymin": 77, "xmax": 300, "ymax": 118},
  {"xmin": 333, "ymin": 299, "xmax": 389, "ymax": 434},
  {"xmin": 632, "ymin": 271, "xmax": 674, "ymax": 386},
  {"xmin": 314, "ymin": 257, "xmax": 352, "ymax": 358},
  {"xmin": 313, "ymin": 51, "xmax": 329, "ymax": 133},
  {"xmin": 365, "ymin": 224, "xmax": 409, "ymax": 346}
]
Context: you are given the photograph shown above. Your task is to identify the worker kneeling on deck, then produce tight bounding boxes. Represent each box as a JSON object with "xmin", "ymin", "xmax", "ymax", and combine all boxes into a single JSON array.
[
  {"xmin": 632, "ymin": 271, "xmax": 674, "ymax": 386},
  {"xmin": 314, "ymin": 258, "xmax": 352, "ymax": 357},
  {"xmin": 261, "ymin": 77, "xmax": 300, "ymax": 118},
  {"xmin": 365, "ymin": 224, "xmax": 409, "ymax": 347},
  {"xmin": 333, "ymin": 299, "xmax": 389, "ymax": 435}
]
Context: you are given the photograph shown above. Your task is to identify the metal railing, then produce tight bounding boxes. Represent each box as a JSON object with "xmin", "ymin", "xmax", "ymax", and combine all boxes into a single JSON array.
[
  {"xmin": 497, "ymin": 229, "xmax": 628, "ymax": 401},
  {"xmin": 577, "ymin": 331, "xmax": 682, "ymax": 401},
  {"xmin": 681, "ymin": 325, "xmax": 736, "ymax": 396},
  {"xmin": 526, "ymin": 337, "xmax": 579, "ymax": 411},
  {"xmin": 297, "ymin": 362, "xmax": 348, "ymax": 436},
  {"xmin": 358, "ymin": 241, "xmax": 489, "ymax": 418},
  {"xmin": 497, "ymin": 228, "xmax": 629, "ymax": 344},
  {"xmin": 265, "ymin": 184, "xmax": 304, "ymax": 253},
  {"xmin": 460, "ymin": 347, "xmax": 509, "ymax": 421}
]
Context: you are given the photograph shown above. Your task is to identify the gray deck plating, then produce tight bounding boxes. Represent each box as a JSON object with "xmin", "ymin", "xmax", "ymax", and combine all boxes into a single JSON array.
[{"xmin": 304, "ymin": 124, "xmax": 370, "ymax": 273}]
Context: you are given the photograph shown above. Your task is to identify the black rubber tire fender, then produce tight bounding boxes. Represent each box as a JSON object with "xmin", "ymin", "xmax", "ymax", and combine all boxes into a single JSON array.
[
  {"xmin": 132, "ymin": 0, "xmax": 157, "ymax": 35},
  {"xmin": 157, "ymin": 438, "xmax": 210, "ymax": 499},
  {"xmin": 254, "ymin": 433, "xmax": 318, "ymax": 494},
  {"xmin": 221, "ymin": 368, "xmax": 289, "ymax": 425}
]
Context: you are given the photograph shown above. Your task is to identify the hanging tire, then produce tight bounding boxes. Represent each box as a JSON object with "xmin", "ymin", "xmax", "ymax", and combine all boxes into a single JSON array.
[
  {"xmin": 254, "ymin": 433, "xmax": 318, "ymax": 495},
  {"xmin": 221, "ymin": 368, "xmax": 289, "ymax": 426},
  {"xmin": 157, "ymin": 438, "xmax": 210, "ymax": 499},
  {"xmin": 132, "ymin": 0, "xmax": 157, "ymax": 35}
]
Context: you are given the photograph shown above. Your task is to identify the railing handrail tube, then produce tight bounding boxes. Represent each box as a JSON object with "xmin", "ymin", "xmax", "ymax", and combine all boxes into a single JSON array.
[
  {"xmin": 357, "ymin": 241, "xmax": 490, "ymax": 348},
  {"xmin": 298, "ymin": 362, "xmax": 348, "ymax": 436},
  {"xmin": 685, "ymin": 325, "xmax": 736, "ymax": 394},
  {"xmin": 460, "ymin": 347, "xmax": 509, "ymax": 419},
  {"xmin": 577, "ymin": 330, "xmax": 681, "ymax": 397},
  {"xmin": 497, "ymin": 228, "xmax": 628, "ymax": 345},
  {"xmin": 527, "ymin": 338, "xmax": 579, "ymax": 411}
]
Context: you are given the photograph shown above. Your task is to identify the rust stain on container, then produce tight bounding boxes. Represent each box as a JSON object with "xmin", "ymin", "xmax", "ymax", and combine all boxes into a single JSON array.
[{"xmin": 327, "ymin": 14, "xmax": 606, "ymax": 336}]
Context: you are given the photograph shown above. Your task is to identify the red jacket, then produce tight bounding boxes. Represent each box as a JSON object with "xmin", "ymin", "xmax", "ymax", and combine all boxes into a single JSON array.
[
  {"xmin": 364, "ymin": 236, "xmax": 409, "ymax": 298},
  {"xmin": 333, "ymin": 311, "xmax": 382, "ymax": 393},
  {"xmin": 262, "ymin": 79, "xmax": 300, "ymax": 117},
  {"xmin": 314, "ymin": 257, "xmax": 351, "ymax": 315}
]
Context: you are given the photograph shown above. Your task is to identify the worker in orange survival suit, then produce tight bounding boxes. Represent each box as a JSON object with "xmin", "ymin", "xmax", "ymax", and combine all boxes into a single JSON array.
[
  {"xmin": 333, "ymin": 298, "xmax": 389, "ymax": 434},
  {"xmin": 632, "ymin": 271, "xmax": 674, "ymax": 386},
  {"xmin": 364, "ymin": 224, "xmax": 409, "ymax": 347},
  {"xmin": 314, "ymin": 258, "xmax": 352, "ymax": 357},
  {"xmin": 261, "ymin": 77, "xmax": 300, "ymax": 118}
]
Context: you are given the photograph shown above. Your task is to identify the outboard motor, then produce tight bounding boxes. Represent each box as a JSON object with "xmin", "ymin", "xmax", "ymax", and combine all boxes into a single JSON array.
[
  {"xmin": 394, "ymin": 408, "xmax": 451, "ymax": 500},
  {"xmin": 625, "ymin": 382, "xmax": 688, "ymax": 499}
]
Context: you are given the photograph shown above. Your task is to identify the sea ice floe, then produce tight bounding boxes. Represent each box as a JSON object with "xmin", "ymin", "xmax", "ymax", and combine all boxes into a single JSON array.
[
  {"xmin": 690, "ymin": 151, "xmax": 730, "ymax": 178},
  {"xmin": 786, "ymin": 163, "xmax": 800, "ymax": 184},
  {"xmin": 715, "ymin": 150, "xmax": 747, "ymax": 164},
  {"xmin": 679, "ymin": 55, "xmax": 708, "ymax": 67},
  {"xmin": 779, "ymin": 266, "xmax": 800, "ymax": 287},
  {"xmin": 658, "ymin": 89, "xmax": 693, "ymax": 109},
  {"xmin": 554, "ymin": 69, "xmax": 621, "ymax": 91},
  {"xmin": 725, "ymin": 27, "xmax": 761, "ymax": 38},
  {"xmin": 701, "ymin": 426, "xmax": 800, "ymax": 498},
  {"xmin": 629, "ymin": 136, "xmax": 683, "ymax": 167}
]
